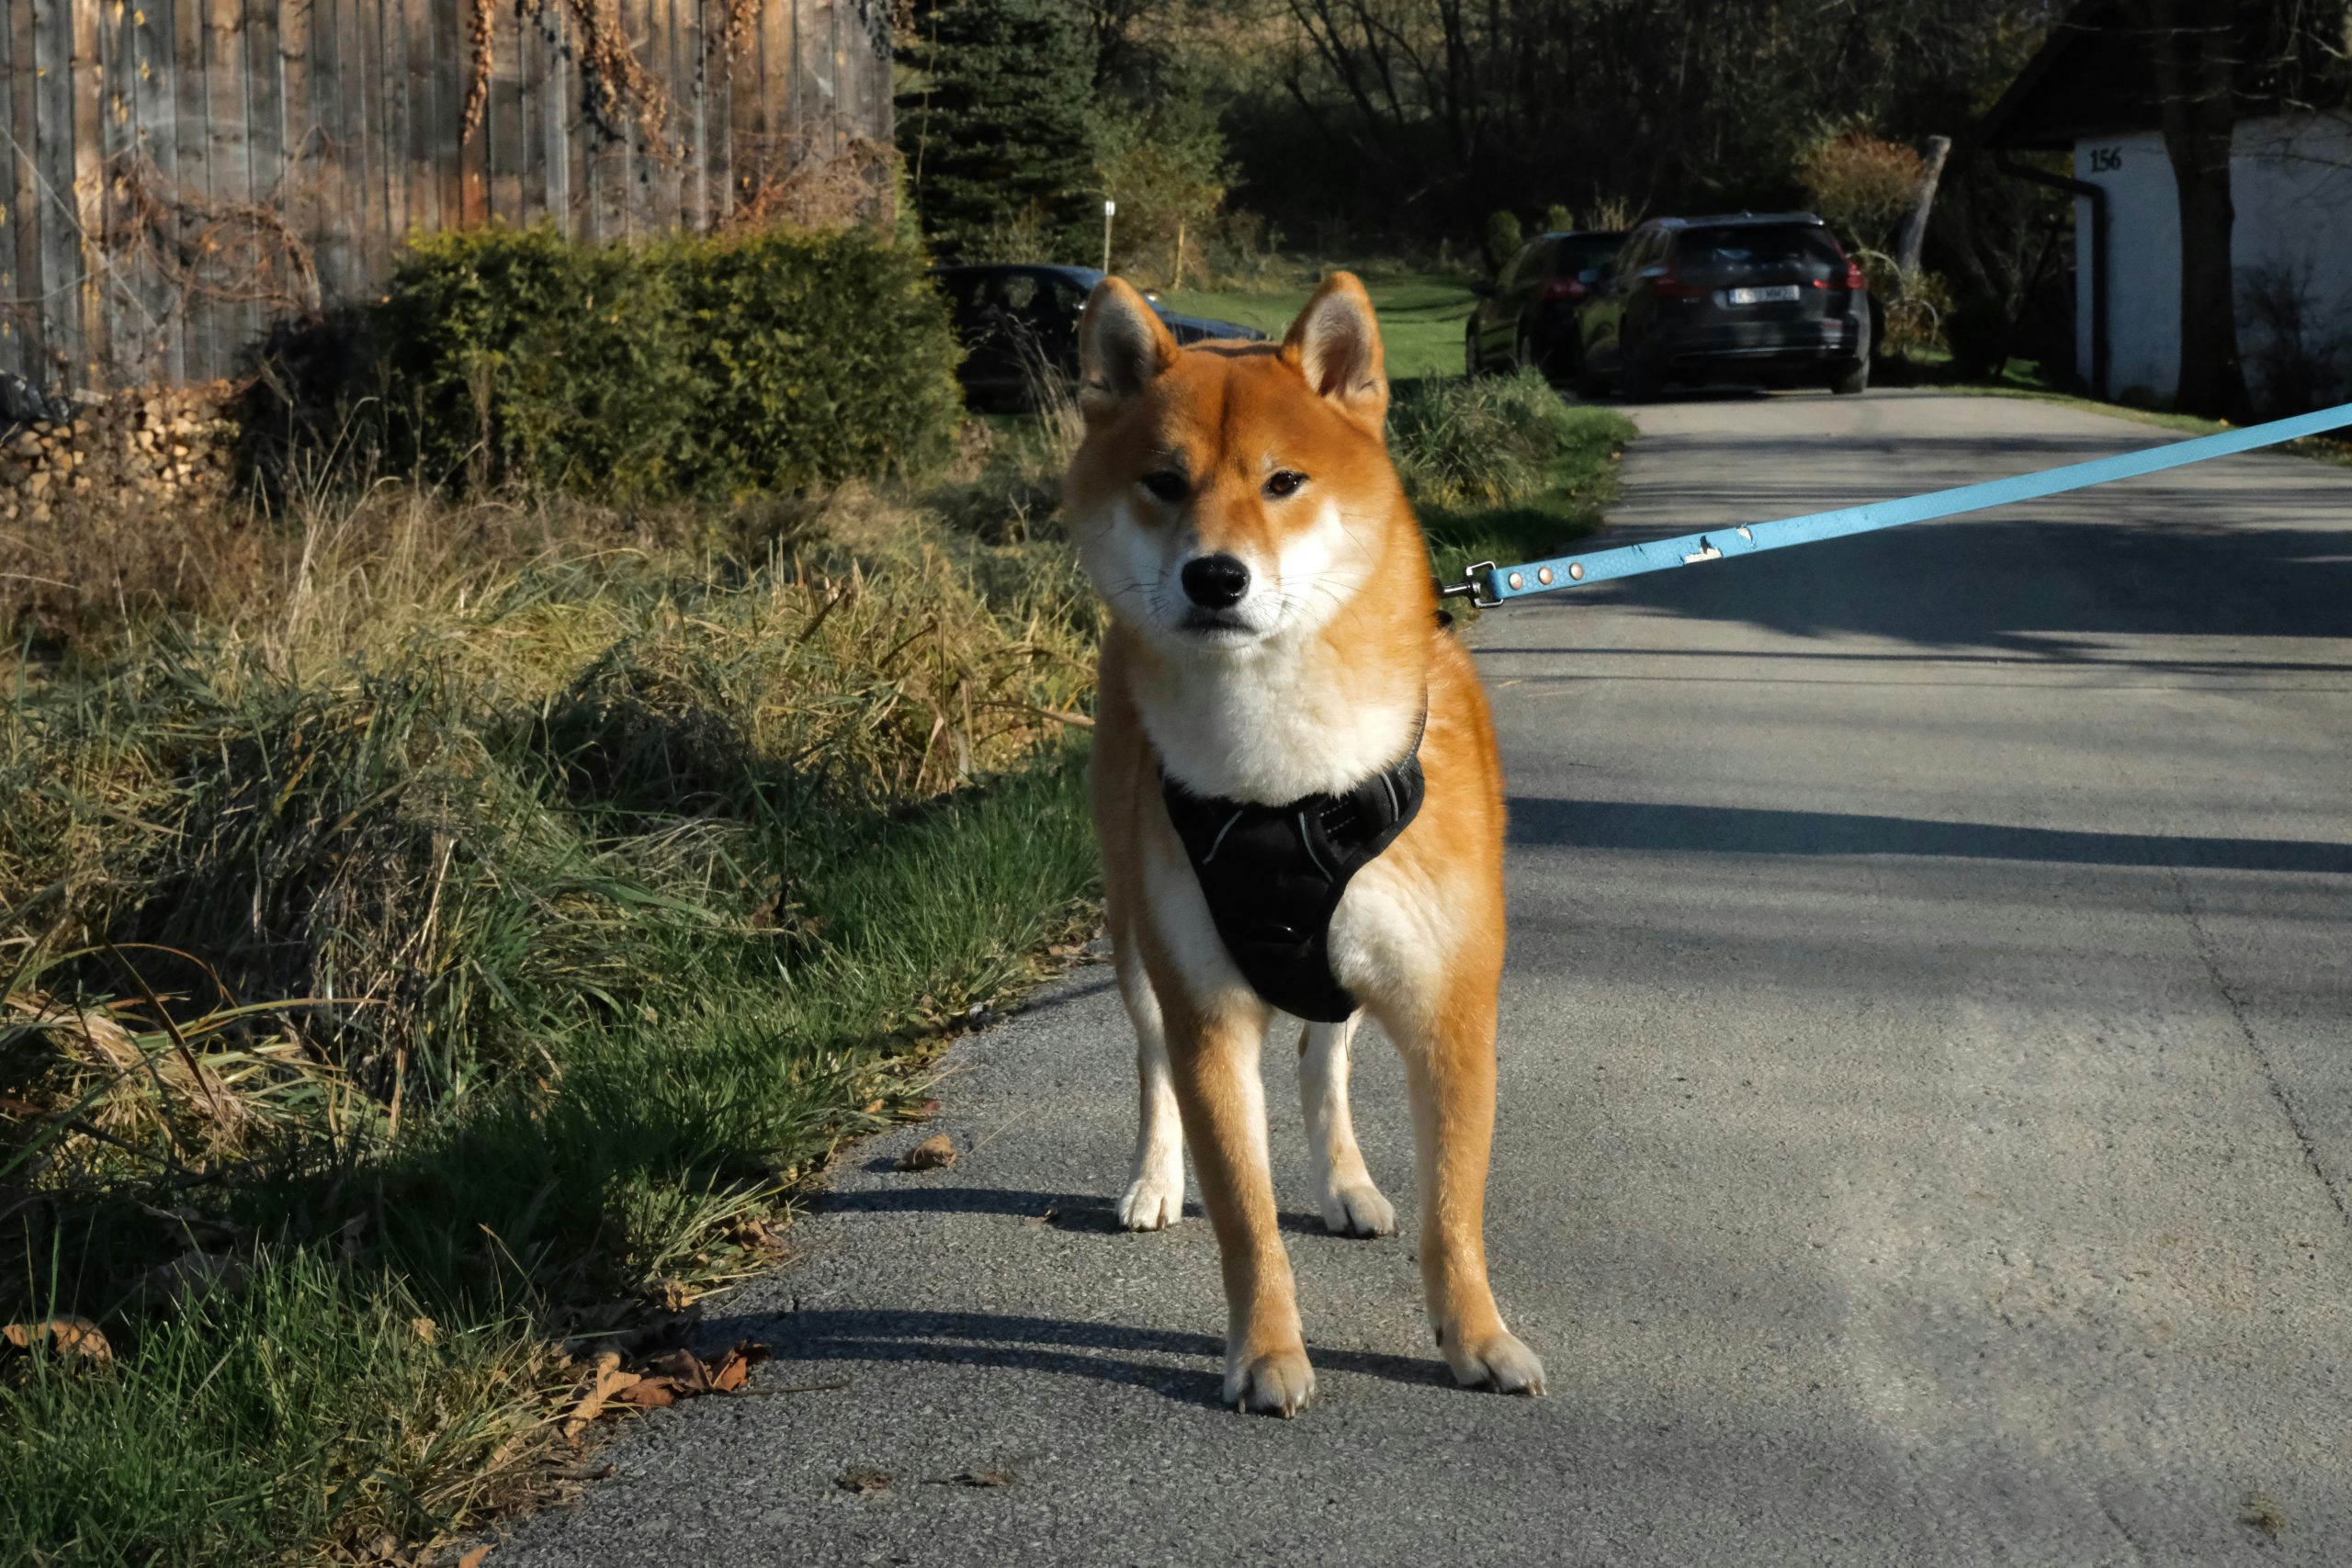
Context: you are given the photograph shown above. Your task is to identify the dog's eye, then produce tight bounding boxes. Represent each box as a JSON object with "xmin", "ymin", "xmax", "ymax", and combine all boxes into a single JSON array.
[
  {"xmin": 1139, "ymin": 470, "xmax": 1188, "ymax": 503},
  {"xmin": 1263, "ymin": 469, "xmax": 1307, "ymax": 500}
]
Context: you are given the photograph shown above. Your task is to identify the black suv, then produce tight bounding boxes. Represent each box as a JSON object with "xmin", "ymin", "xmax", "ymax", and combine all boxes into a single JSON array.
[
  {"xmin": 1576, "ymin": 213, "xmax": 1871, "ymax": 399},
  {"xmin": 1464, "ymin": 230, "xmax": 1625, "ymax": 382}
]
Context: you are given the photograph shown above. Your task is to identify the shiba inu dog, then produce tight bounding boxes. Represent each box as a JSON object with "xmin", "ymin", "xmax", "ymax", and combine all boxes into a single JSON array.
[{"xmin": 1065, "ymin": 272, "xmax": 1545, "ymax": 1416}]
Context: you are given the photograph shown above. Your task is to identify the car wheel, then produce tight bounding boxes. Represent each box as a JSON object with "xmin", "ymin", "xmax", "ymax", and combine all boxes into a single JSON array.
[
  {"xmin": 1572, "ymin": 345, "xmax": 1607, "ymax": 400},
  {"xmin": 1830, "ymin": 361, "xmax": 1870, "ymax": 396},
  {"xmin": 1622, "ymin": 345, "xmax": 1665, "ymax": 402}
]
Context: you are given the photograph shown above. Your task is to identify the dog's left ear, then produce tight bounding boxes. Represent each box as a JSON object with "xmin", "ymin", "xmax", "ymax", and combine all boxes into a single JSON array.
[
  {"xmin": 1282, "ymin": 272, "xmax": 1388, "ymax": 431},
  {"xmin": 1079, "ymin": 277, "xmax": 1179, "ymax": 423}
]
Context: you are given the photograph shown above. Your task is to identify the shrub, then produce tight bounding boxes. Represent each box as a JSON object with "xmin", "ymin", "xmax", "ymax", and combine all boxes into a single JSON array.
[
  {"xmin": 375, "ymin": 225, "xmax": 962, "ymax": 500},
  {"xmin": 1543, "ymin": 203, "xmax": 1577, "ymax": 233},
  {"xmin": 667, "ymin": 229, "xmax": 965, "ymax": 492},
  {"xmin": 1390, "ymin": 368, "xmax": 1629, "ymax": 508},
  {"xmin": 1482, "ymin": 209, "xmax": 1524, "ymax": 276},
  {"xmin": 1800, "ymin": 132, "xmax": 1921, "ymax": 254}
]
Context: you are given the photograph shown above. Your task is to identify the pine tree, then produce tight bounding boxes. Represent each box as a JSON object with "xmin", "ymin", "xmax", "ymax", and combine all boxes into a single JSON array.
[{"xmin": 897, "ymin": 0, "xmax": 1099, "ymax": 265}]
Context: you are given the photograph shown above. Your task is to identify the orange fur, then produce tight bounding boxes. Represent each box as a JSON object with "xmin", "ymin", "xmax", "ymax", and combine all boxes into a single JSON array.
[{"xmin": 1067, "ymin": 274, "xmax": 1544, "ymax": 1414}]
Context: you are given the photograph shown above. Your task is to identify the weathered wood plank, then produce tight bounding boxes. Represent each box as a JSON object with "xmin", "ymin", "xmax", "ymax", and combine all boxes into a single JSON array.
[
  {"xmin": 447, "ymin": 0, "xmax": 484, "ymax": 225},
  {"xmin": 765, "ymin": 0, "xmax": 793, "ymax": 179},
  {"xmin": 397, "ymin": 0, "xmax": 435, "ymax": 251},
  {"xmin": 99, "ymin": 0, "xmax": 155, "ymax": 382},
  {"xmin": 726, "ymin": 0, "xmax": 759, "ymax": 224},
  {"xmin": 643, "ymin": 0, "xmax": 681, "ymax": 233},
  {"xmin": 514, "ymin": 0, "xmax": 543, "ymax": 226},
  {"xmin": 302, "ymin": 0, "xmax": 354, "ymax": 310},
  {"xmin": 364, "ymin": 0, "xmax": 408, "ymax": 274},
  {"xmin": 346, "ymin": 0, "xmax": 392, "ymax": 288},
  {"xmin": 240, "ymin": 0, "xmax": 285, "ymax": 354},
  {"xmin": 70, "ymin": 0, "xmax": 110, "ymax": 387},
  {"xmin": 276, "ymin": 0, "xmax": 311, "ymax": 316},
  {"xmin": 614, "ymin": 0, "xmax": 647, "ymax": 238},
  {"xmin": 32, "ymin": 0, "xmax": 83, "ymax": 387},
  {"xmin": 543, "ymin": 4, "xmax": 581, "ymax": 242},
  {"xmin": 131, "ymin": 0, "xmax": 185, "ymax": 380},
  {"xmin": 680, "ymin": 0, "xmax": 707, "ymax": 229},
  {"xmin": 195, "ymin": 0, "xmax": 251, "ymax": 381},
  {"xmin": 429, "ymin": 0, "xmax": 468, "ymax": 230},
  {"xmin": 0, "ymin": 0, "xmax": 29, "ymax": 380},
  {"xmin": 488, "ymin": 0, "xmax": 523, "ymax": 221},
  {"xmin": 166, "ymin": 0, "xmax": 209, "ymax": 377}
]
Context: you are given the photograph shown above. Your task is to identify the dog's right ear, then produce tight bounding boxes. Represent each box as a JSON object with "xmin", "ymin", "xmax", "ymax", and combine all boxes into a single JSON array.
[{"xmin": 1079, "ymin": 277, "xmax": 1178, "ymax": 421}]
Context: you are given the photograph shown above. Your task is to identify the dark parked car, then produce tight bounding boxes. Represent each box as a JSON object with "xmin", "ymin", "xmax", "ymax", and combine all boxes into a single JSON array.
[
  {"xmin": 1575, "ymin": 213, "xmax": 1871, "ymax": 399},
  {"xmin": 1464, "ymin": 230, "xmax": 1625, "ymax": 382},
  {"xmin": 930, "ymin": 264, "xmax": 1264, "ymax": 410}
]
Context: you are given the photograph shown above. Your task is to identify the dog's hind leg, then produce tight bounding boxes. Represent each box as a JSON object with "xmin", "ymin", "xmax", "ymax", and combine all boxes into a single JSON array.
[
  {"xmin": 1114, "ymin": 938, "xmax": 1188, "ymax": 1231},
  {"xmin": 1296, "ymin": 1017, "xmax": 1396, "ymax": 1237}
]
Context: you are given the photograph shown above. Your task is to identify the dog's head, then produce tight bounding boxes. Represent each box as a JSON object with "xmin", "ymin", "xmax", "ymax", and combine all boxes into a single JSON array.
[{"xmin": 1062, "ymin": 273, "xmax": 1404, "ymax": 653}]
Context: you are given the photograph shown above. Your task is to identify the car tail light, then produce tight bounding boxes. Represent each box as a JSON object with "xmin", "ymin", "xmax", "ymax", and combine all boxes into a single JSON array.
[
  {"xmin": 1539, "ymin": 276, "xmax": 1588, "ymax": 302},
  {"xmin": 1653, "ymin": 269, "xmax": 1704, "ymax": 299},
  {"xmin": 1825, "ymin": 257, "xmax": 1867, "ymax": 291}
]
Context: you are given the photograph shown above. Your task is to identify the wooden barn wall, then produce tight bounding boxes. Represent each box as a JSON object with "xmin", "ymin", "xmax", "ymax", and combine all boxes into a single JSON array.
[{"xmin": 0, "ymin": 0, "xmax": 893, "ymax": 391}]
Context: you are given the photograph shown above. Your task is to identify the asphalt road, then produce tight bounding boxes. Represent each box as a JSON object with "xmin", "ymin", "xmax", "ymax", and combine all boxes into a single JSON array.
[{"xmin": 499, "ymin": 390, "xmax": 2352, "ymax": 1566}]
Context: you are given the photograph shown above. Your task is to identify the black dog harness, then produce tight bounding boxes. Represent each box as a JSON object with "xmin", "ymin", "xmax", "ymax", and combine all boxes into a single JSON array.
[{"xmin": 1159, "ymin": 724, "xmax": 1426, "ymax": 1023}]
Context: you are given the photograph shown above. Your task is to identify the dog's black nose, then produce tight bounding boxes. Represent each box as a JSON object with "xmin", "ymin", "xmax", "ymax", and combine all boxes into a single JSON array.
[{"xmin": 1181, "ymin": 554, "xmax": 1250, "ymax": 609}]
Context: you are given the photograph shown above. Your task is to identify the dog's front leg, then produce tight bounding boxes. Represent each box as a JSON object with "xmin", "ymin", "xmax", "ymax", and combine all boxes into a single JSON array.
[
  {"xmin": 1111, "ymin": 939, "xmax": 1189, "ymax": 1230},
  {"xmin": 1164, "ymin": 993, "xmax": 1314, "ymax": 1415},
  {"xmin": 1385, "ymin": 984, "xmax": 1547, "ymax": 1396}
]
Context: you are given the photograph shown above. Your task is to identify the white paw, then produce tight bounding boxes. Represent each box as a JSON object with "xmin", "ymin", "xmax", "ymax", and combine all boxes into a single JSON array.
[
  {"xmin": 1318, "ymin": 1179, "xmax": 1396, "ymax": 1238},
  {"xmin": 1116, "ymin": 1168, "xmax": 1185, "ymax": 1231},
  {"xmin": 1225, "ymin": 1347, "xmax": 1317, "ymax": 1416},
  {"xmin": 1442, "ymin": 1327, "xmax": 1547, "ymax": 1396}
]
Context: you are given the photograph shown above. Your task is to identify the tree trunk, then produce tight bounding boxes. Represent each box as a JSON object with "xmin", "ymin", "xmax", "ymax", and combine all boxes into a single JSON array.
[
  {"xmin": 2142, "ymin": 0, "xmax": 2254, "ymax": 420},
  {"xmin": 1893, "ymin": 135, "xmax": 1952, "ymax": 284}
]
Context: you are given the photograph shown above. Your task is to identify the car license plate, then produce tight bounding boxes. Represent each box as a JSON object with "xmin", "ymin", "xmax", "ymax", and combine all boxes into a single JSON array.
[{"xmin": 1727, "ymin": 286, "xmax": 1801, "ymax": 305}]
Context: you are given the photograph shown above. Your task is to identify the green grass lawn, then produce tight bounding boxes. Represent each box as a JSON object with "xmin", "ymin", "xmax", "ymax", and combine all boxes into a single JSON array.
[{"xmin": 1161, "ymin": 270, "xmax": 1480, "ymax": 382}]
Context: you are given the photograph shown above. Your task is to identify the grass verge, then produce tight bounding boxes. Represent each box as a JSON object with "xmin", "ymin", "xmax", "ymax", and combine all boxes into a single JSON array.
[
  {"xmin": 0, "ymin": 365, "xmax": 1627, "ymax": 1565},
  {"xmin": 1160, "ymin": 269, "xmax": 1481, "ymax": 382}
]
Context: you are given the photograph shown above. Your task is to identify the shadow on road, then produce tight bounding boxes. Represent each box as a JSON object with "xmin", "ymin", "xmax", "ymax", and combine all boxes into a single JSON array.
[
  {"xmin": 700, "ymin": 1304, "xmax": 1460, "ymax": 1410},
  {"xmin": 1507, "ymin": 796, "xmax": 2352, "ymax": 874},
  {"xmin": 1556, "ymin": 450, "xmax": 2352, "ymax": 659}
]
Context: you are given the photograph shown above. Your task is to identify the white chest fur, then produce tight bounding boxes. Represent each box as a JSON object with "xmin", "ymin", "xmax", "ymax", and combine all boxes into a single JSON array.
[{"xmin": 1130, "ymin": 640, "xmax": 1420, "ymax": 803}]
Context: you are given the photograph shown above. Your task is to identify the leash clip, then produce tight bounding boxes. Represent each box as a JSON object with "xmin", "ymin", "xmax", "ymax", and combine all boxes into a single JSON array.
[{"xmin": 1435, "ymin": 559, "xmax": 1501, "ymax": 609}]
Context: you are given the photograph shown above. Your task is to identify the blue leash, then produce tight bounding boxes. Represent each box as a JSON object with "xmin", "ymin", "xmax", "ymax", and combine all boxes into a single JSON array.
[{"xmin": 1438, "ymin": 400, "xmax": 2352, "ymax": 607}]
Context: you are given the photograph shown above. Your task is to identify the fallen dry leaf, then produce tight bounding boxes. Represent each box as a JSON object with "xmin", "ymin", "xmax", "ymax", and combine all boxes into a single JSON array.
[
  {"xmin": 899, "ymin": 1134, "xmax": 956, "ymax": 1171},
  {"xmin": 412, "ymin": 1315, "xmax": 438, "ymax": 1345},
  {"xmin": 1, "ymin": 1316, "xmax": 112, "ymax": 1360},
  {"xmin": 559, "ymin": 1351, "xmax": 632, "ymax": 1442},
  {"xmin": 613, "ymin": 1378, "xmax": 677, "ymax": 1408},
  {"xmin": 458, "ymin": 1549, "xmax": 492, "ymax": 1568},
  {"xmin": 835, "ymin": 1464, "xmax": 893, "ymax": 1494}
]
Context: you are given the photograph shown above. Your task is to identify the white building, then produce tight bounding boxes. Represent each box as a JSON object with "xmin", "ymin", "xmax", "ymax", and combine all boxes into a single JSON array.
[{"xmin": 1983, "ymin": 6, "xmax": 2352, "ymax": 412}]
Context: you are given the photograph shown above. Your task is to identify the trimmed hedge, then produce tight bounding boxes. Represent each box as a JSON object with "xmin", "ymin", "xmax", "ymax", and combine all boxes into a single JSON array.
[{"xmin": 377, "ymin": 225, "xmax": 962, "ymax": 500}]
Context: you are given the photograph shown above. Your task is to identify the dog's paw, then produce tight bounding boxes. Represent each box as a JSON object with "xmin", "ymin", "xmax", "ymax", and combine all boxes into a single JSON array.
[
  {"xmin": 1442, "ymin": 1328, "xmax": 1546, "ymax": 1396},
  {"xmin": 1225, "ymin": 1346, "xmax": 1317, "ymax": 1416},
  {"xmin": 1116, "ymin": 1168, "xmax": 1185, "ymax": 1231},
  {"xmin": 1318, "ymin": 1179, "xmax": 1396, "ymax": 1239}
]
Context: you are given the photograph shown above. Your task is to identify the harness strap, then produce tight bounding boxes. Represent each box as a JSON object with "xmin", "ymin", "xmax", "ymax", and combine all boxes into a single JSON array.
[{"xmin": 1159, "ymin": 712, "xmax": 1427, "ymax": 1023}]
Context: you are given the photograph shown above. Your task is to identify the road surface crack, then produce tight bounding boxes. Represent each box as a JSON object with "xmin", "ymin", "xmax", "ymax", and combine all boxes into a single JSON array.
[{"xmin": 2167, "ymin": 864, "xmax": 2349, "ymax": 1228}]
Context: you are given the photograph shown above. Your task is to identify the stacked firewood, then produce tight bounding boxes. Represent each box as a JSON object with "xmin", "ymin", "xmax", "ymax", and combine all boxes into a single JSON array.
[{"xmin": 0, "ymin": 381, "xmax": 240, "ymax": 525}]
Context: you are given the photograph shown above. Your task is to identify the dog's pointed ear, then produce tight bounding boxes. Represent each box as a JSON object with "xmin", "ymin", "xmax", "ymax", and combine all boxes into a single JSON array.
[
  {"xmin": 1079, "ymin": 277, "xmax": 1179, "ymax": 420},
  {"xmin": 1282, "ymin": 272, "xmax": 1387, "ymax": 430}
]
